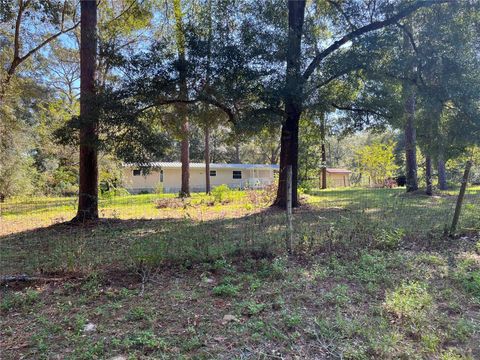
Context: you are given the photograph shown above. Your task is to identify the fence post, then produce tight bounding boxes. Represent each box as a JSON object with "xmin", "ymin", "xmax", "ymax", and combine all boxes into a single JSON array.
[
  {"xmin": 286, "ymin": 165, "xmax": 293, "ymax": 254},
  {"xmin": 450, "ymin": 160, "xmax": 472, "ymax": 236}
]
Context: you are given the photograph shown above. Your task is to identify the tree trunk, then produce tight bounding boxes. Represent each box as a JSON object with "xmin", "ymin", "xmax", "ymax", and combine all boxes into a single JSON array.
[
  {"xmin": 404, "ymin": 90, "xmax": 418, "ymax": 192},
  {"xmin": 73, "ymin": 0, "xmax": 98, "ymax": 222},
  {"xmin": 403, "ymin": 27, "xmax": 418, "ymax": 193},
  {"xmin": 180, "ymin": 118, "xmax": 190, "ymax": 197},
  {"xmin": 204, "ymin": 126, "xmax": 211, "ymax": 194},
  {"xmin": 425, "ymin": 155, "xmax": 433, "ymax": 196},
  {"xmin": 270, "ymin": 143, "xmax": 280, "ymax": 164},
  {"xmin": 234, "ymin": 142, "xmax": 241, "ymax": 163},
  {"xmin": 437, "ymin": 155, "xmax": 448, "ymax": 190},
  {"xmin": 274, "ymin": 0, "xmax": 306, "ymax": 208},
  {"xmin": 174, "ymin": 0, "xmax": 190, "ymax": 197},
  {"xmin": 320, "ymin": 114, "xmax": 327, "ymax": 189}
]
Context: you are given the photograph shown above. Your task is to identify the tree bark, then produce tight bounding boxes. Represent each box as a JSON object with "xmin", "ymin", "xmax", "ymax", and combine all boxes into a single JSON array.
[
  {"xmin": 234, "ymin": 142, "xmax": 241, "ymax": 163},
  {"xmin": 403, "ymin": 25, "xmax": 418, "ymax": 193},
  {"xmin": 425, "ymin": 155, "xmax": 433, "ymax": 196},
  {"xmin": 437, "ymin": 155, "xmax": 448, "ymax": 190},
  {"xmin": 404, "ymin": 90, "xmax": 418, "ymax": 192},
  {"xmin": 320, "ymin": 114, "xmax": 327, "ymax": 189},
  {"xmin": 73, "ymin": 0, "xmax": 98, "ymax": 222},
  {"xmin": 204, "ymin": 126, "xmax": 211, "ymax": 194},
  {"xmin": 174, "ymin": 0, "xmax": 190, "ymax": 197},
  {"xmin": 180, "ymin": 118, "xmax": 190, "ymax": 197},
  {"xmin": 274, "ymin": 0, "xmax": 306, "ymax": 208}
]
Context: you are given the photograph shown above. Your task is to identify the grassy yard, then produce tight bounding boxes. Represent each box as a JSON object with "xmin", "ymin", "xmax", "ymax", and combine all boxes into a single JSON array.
[
  {"xmin": 1, "ymin": 187, "xmax": 479, "ymax": 359},
  {"xmin": 0, "ymin": 191, "xmax": 255, "ymax": 235}
]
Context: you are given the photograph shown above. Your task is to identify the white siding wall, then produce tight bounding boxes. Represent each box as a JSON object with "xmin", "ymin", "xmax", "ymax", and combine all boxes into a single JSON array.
[{"xmin": 123, "ymin": 167, "xmax": 275, "ymax": 194}]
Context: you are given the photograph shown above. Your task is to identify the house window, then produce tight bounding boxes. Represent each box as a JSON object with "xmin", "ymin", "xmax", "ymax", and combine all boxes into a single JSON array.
[
  {"xmin": 233, "ymin": 170, "xmax": 242, "ymax": 179},
  {"xmin": 160, "ymin": 169, "xmax": 164, "ymax": 182},
  {"xmin": 133, "ymin": 169, "xmax": 141, "ymax": 176},
  {"xmin": 209, "ymin": 170, "xmax": 217, "ymax": 177}
]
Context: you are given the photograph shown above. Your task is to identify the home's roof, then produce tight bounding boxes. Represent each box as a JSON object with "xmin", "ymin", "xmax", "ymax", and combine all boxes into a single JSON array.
[
  {"xmin": 325, "ymin": 168, "xmax": 351, "ymax": 174},
  {"xmin": 126, "ymin": 162, "xmax": 279, "ymax": 170}
]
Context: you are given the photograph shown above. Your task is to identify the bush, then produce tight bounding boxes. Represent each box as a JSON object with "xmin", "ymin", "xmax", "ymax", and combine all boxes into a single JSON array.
[
  {"xmin": 298, "ymin": 180, "xmax": 315, "ymax": 194},
  {"xmin": 154, "ymin": 182, "xmax": 164, "ymax": 194},
  {"xmin": 211, "ymin": 184, "xmax": 232, "ymax": 203}
]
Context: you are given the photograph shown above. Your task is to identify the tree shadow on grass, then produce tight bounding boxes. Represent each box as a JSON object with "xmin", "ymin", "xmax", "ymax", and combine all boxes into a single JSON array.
[{"xmin": 1, "ymin": 193, "xmax": 477, "ymax": 277}]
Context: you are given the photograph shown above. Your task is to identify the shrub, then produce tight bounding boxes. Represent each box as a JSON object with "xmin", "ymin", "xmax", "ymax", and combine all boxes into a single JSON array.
[
  {"xmin": 298, "ymin": 180, "xmax": 314, "ymax": 194},
  {"xmin": 211, "ymin": 184, "xmax": 232, "ymax": 203},
  {"xmin": 127, "ymin": 237, "xmax": 167, "ymax": 269},
  {"xmin": 154, "ymin": 182, "xmax": 164, "ymax": 194}
]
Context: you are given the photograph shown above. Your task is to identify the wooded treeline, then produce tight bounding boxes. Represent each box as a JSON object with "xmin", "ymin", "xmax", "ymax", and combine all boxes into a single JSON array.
[{"xmin": 1, "ymin": 0, "xmax": 479, "ymax": 219}]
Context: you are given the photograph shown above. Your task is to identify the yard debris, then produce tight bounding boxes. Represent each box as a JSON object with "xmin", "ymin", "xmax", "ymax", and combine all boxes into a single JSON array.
[
  {"xmin": 222, "ymin": 314, "xmax": 239, "ymax": 324},
  {"xmin": 83, "ymin": 323, "xmax": 96, "ymax": 332},
  {"xmin": 0, "ymin": 274, "xmax": 67, "ymax": 286}
]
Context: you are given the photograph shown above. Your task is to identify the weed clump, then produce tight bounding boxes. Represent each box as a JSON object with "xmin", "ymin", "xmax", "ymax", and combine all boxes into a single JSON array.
[
  {"xmin": 211, "ymin": 184, "xmax": 234, "ymax": 204},
  {"xmin": 453, "ymin": 258, "xmax": 480, "ymax": 301},
  {"xmin": 213, "ymin": 283, "xmax": 240, "ymax": 297},
  {"xmin": 384, "ymin": 281, "xmax": 433, "ymax": 328},
  {"xmin": 1, "ymin": 288, "xmax": 40, "ymax": 312},
  {"xmin": 375, "ymin": 228, "xmax": 405, "ymax": 250}
]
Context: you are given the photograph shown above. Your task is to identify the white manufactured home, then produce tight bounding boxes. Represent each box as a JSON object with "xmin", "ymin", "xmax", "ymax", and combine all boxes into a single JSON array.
[{"xmin": 123, "ymin": 162, "xmax": 279, "ymax": 194}]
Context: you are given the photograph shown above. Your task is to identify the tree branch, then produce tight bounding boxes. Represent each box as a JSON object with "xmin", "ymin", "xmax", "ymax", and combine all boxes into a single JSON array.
[
  {"xmin": 397, "ymin": 23, "xmax": 428, "ymax": 87},
  {"xmin": 6, "ymin": 0, "xmax": 80, "ymax": 80},
  {"xmin": 303, "ymin": 0, "xmax": 455, "ymax": 81},
  {"xmin": 326, "ymin": 0, "xmax": 355, "ymax": 31},
  {"xmin": 103, "ymin": 0, "xmax": 145, "ymax": 28},
  {"xmin": 136, "ymin": 96, "xmax": 236, "ymax": 124},
  {"xmin": 19, "ymin": 22, "xmax": 81, "ymax": 64},
  {"xmin": 331, "ymin": 102, "xmax": 390, "ymax": 118}
]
